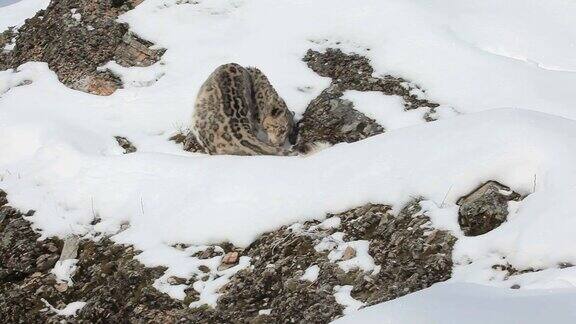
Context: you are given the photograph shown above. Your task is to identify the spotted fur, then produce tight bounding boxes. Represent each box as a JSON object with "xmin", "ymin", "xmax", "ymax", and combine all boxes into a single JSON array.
[{"xmin": 191, "ymin": 63, "xmax": 295, "ymax": 155}]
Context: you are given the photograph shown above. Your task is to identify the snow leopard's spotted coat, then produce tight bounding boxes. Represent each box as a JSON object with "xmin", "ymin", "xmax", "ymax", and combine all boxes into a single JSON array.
[{"xmin": 191, "ymin": 63, "xmax": 295, "ymax": 155}]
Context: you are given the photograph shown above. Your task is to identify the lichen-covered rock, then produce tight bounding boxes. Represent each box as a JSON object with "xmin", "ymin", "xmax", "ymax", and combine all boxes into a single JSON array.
[
  {"xmin": 3, "ymin": 0, "xmax": 164, "ymax": 95},
  {"xmin": 458, "ymin": 181, "xmax": 522, "ymax": 236}
]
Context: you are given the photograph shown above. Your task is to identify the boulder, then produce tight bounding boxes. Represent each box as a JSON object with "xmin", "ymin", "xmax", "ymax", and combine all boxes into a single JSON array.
[{"xmin": 458, "ymin": 181, "xmax": 522, "ymax": 236}]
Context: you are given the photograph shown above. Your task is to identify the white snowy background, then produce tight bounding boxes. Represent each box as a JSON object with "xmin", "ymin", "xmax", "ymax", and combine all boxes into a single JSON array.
[{"xmin": 2, "ymin": 0, "xmax": 576, "ymax": 322}]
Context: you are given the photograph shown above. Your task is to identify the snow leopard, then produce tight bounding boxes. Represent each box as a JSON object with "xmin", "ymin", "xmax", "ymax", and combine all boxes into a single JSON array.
[{"xmin": 191, "ymin": 63, "xmax": 295, "ymax": 155}]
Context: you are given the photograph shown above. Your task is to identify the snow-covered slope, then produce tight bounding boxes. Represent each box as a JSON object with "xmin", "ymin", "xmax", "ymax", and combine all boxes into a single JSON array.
[
  {"xmin": 2, "ymin": 0, "xmax": 576, "ymax": 322},
  {"xmin": 333, "ymin": 283, "xmax": 576, "ymax": 324}
]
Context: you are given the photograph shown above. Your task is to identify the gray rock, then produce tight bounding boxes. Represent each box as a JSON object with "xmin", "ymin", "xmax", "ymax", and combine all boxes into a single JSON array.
[
  {"xmin": 458, "ymin": 181, "xmax": 522, "ymax": 236},
  {"xmin": 59, "ymin": 234, "xmax": 80, "ymax": 261},
  {"xmin": 296, "ymin": 85, "xmax": 384, "ymax": 152}
]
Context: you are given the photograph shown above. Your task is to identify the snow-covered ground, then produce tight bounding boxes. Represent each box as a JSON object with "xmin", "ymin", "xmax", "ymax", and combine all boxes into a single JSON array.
[
  {"xmin": 2, "ymin": 0, "xmax": 576, "ymax": 322},
  {"xmin": 333, "ymin": 283, "xmax": 576, "ymax": 324}
]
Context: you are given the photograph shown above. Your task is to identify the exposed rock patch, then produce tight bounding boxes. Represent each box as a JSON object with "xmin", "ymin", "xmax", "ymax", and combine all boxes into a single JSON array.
[
  {"xmin": 2, "ymin": 0, "xmax": 164, "ymax": 95},
  {"xmin": 197, "ymin": 201, "xmax": 456, "ymax": 323},
  {"xmin": 295, "ymin": 49, "xmax": 443, "ymax": 152},
  {"xmin": 1, "ymin": 188, "xmax": 456, "ymax": 323},
  {"xmin": 458, "ymin": 181, "xmax": 522, "ymax": 236}
]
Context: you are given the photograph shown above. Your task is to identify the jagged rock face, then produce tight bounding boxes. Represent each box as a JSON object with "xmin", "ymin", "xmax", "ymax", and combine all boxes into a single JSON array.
[
  {"xmin": 458, "ymin": 181, "xmax": 522, "ymax": 236},
  {"xmin": 2, "ymin": 0, "xmax": 163, "ymax": 95},
  {"xmin": 0, "ymin": 188, "xmax": 456, "ymax": 323}
]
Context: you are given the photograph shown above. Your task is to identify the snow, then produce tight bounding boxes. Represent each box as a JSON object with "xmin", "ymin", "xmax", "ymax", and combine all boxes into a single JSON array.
[
  {"xmin": 189, "ymin": 256, "xmax": 251, "ymax": 307},
  {"xmin": 332, "ymin": 283, "xmax": 576, "ymax": 324},
  {"xmin": 301, "ymin": 264, "xmax": 320, "ymax": 282},
  {"xmin": 258, "ymin": 309, "xmax": 271, "ymax": 316},
  {"xmin": 70, "ymin": 9, "xmax": 80, "ymax": 22},
  {"xmin": 2, "ymin": 0, "xmax": 576, "ymax": 318},
  {"xmin": 51, "ymin": 259, "xmax": 78, "ymax": 285},
  {"xmin": 42, "ymin": 299, "xmax": 86, "ymax": 317},
  {"xmin": 312, "ymin": 216, "xmax": 341, "ymax": 231},
  {"xmin": 342, "ymin": 91, "xmax": 428, "ymax": 130},
  {"xmin": 0, "ymin": 0, "xmax": 48, "ymax": 31},
  {"xmin": 333, "ymin": 285, "xmax": 365, "ymax": 315}
]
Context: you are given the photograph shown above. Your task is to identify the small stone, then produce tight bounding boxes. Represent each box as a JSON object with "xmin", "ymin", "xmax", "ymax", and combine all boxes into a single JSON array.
[
  {"xmin": 45, "ymin": 242, "xmax": 59, "ymax": 253},
  {"xmin": 31, "ymin": 272, "xmax": 43, "ymax": 278},
  {"xmin": 559, "ymin": 262, "xmax": 574, "ymax": 269},
  {"xmin": 198, "ymin": 265, "xmax": 210, "ymax": 273},
  {"xmin": 510, "ymin": 284, "xmax": 521, "ymax": 289},
  {"xmin": 55, "ymin": 282, "xmax": 68, "ymax": 292},
  {"xmin": 114, "ymin": 136, "xmax": 137, "ymax": 154},
  {"xmin": 167, "ymin": 276, "xmax": 187, "ymax": 285},
  {"xmin": 222, "ymin": 252, "xmax": 239, "ymax": 265},
  {"xmin": 341, "ymin": 246, "xmax": 356, "ymax": 261}
]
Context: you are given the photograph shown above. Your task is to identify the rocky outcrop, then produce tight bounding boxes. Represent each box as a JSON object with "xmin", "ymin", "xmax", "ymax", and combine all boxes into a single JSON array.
[
  {"xmin": 296, "ymin": 49, "xmax": 442, "ymax": 152},
  {"xmin": 295, "ymin": 85, "xmax": 384, "ymax": 151},
  {"xmin": 458, "ymin": 181, "xmax": 522, "ymax": 236},
  {"xmin": 1, "ymin": 0, "xmax": 164, "ymax": 95},
  {"xmin": 0, "ymin": 188, "xmax": 456, "ymax": 323}
]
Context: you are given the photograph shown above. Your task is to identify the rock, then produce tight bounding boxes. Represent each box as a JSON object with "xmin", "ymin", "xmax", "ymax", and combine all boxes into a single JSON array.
[
  {"xmin": 115, "ymin": 33, "xmax": 164, "ymax": 67},
  {"xmin": 296, "ymin": 49, "xmax": 442, "ymax": 153},
  {"xmin": 295, "ymin": 85, "xmax": 384, "ymax": 152},
  {"xmin": 115, "ymin": 136, "xmax": 137, "ymax": 154},
  {"xmin": 0, "ymin": 188, "xmax": 456, "ymax": 323},
  {"xmin": 341, "ymin": 247, "xmax": 356, "ymax": 261},
  {"xmin": 60, "ymin": 235, "xmax": 80, "ymax": 261},
  {"xmin": 54, "ymin": 282, "xmax": 68, "ymax": 292},
  {"xmin": 167, "ymin": 276, "xmax": 187, "ymax": 285},
  {"xmin": 35, "ymin": 254, "xmax": 59, "ymax": 271},
  {"xmin": 0, "ymin": 189, "xmax": 7, "ymax": 207},
  {"xmin": 222, "ymin": 252, "xmax": 239, "ymax": 264},
  {"xmin": 302, "ymin": 49, "xmax": 440, "ymax": 111},
  {"xmin": 458, "ymin": 181, "xmax": 522, "ymax": 236},
  {"xmin": 4, "ymin": 0, "xmax": 164, "ymax": 95}
]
